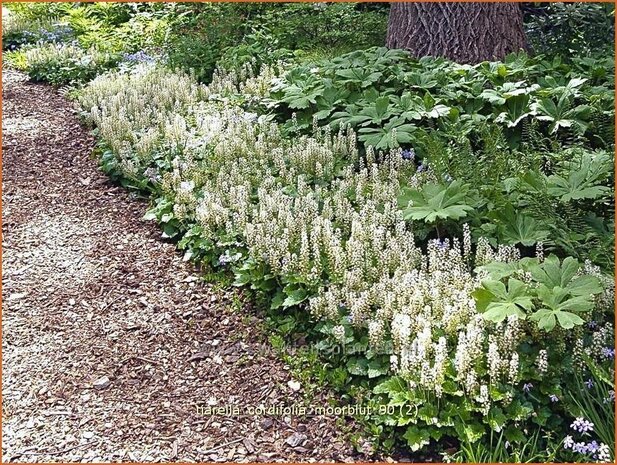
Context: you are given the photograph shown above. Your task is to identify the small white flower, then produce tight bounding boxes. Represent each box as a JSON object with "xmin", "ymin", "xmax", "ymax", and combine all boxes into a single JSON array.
[{"xmin": 179, "ymin": 180, "xmax": 195, "ymax": 192}]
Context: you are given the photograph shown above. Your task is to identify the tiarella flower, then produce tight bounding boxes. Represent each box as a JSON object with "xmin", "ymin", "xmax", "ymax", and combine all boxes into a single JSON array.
[
  {"xmin": 535, "ymin": 241, "xmax": 544, "ymax": 262},
  {"xmin": 331, "ymin": 325, "xmax": 345, "ymax": 344},
  {"xmin": 143, "ymin": 167, "xmax": 161, "ymax": 184},
  {"xmin": 179, "ymin": 180, "xmax": 195, "ymax": 192},
  {"xmin": 535, "ymin": 349, "xmax": 548, "ymax": 374},
  {"xmin": 243, "ymin": 112, "xmax": 258, "ymax": 122},
  {"xmin": 390, "ymin": 354, "xmax": 399, "ymax": 371}
]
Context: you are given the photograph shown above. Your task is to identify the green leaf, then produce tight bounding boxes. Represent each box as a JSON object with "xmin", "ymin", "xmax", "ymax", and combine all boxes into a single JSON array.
[
  {"xmin": 471, "ymin": 287, "xmax": 493, "ymax": 312},
  {"xmin": 529, "ymin": 255, "xmax": 602, "ymax": 295},
  {"xmin": 475, "ymin": 261, "xmax": 522, "ymax": 280},
  {"xmin": 403, "ymin": 426, "xmax": 431, "ymax": 452},
  {"xmin": 488, "ymin": 407, "xmax": 507, "ymax": 432},
  {"xmin": 373, "ymin": 376, "xmax": 406, "ymax": 395},
  {"xmin": 546, "ymin": 152, "xmax": 612, "ymax": 201},
  {"xmin": 504, "ymin": 426, "xmax": 527, "ymax": 444},
  {"xmin": 282, "ymin": 288, "xmax": 308, "ymax": 308},
  {"xmin": 555, "ymin": 310, "xmax": 585, "ymax": 329},
  {"xmin": 531, "ymin": 309, "xmax": 557, "ymax": 331},
  {"xmin": 479, "ymin": 278, "xmax": 533, "ymax": 323},
  {"xmin": 480, "ymin": 88, "xmax": 506, "ymax": 105},
  {"xmin": 399, "ymin": 180, "xmax": 475, "ymax": 224},
  {"xmin": 233, "ymin": 270, "xmax": 251, "ymax": 287},
  {"xmin": 335, "ymin": 68, "xmax": 382, "ymax": 87},
  {"xmin": 454, "ymin": 421, "xmax": 485, "ymax": 444},
  {"xmin": 525, "ymin": 253, "xmax": 602, "ymax": 331},
  {"xmin": 367, "ymin": 359, "xmax": 389, "ymax": 379},
  {"xmin": 161, "ymin": 222, "xmax": 179, "ymax": 239},
  {"xmin": 568, "ymin": 275, "xmax": 603, "ymax": 296},
  {"xmin": 142, "ymin": 210, "xmax": 157, "ymax": 221},
  {"xmin": 270, "ymin": 290, "xmax": 285, "ymax": 310},
  {"xmin": 417, "ymin": 404, "xmax": 438, "ymax": 423},
  {"xmin": 493, "ymin": 207, "xmax": 550, "ymax": 246},
  {"xmin": 346, "ymin": 357, "xmax": 368, "ymax": 376},
  {"xmin": 374, "ymin": 96, "xmax": 390, "ymax": 117}
]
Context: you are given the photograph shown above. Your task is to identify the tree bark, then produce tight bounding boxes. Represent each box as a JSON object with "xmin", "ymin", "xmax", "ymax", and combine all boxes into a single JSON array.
[{"xmin": 386, "ymin": 2, "xmax": 527, "ymax": 64}]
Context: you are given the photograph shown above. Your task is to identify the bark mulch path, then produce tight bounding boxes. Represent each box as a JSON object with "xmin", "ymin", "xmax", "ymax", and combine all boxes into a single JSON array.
[{"xmin": 1, "ymin": 69, "xmax": 371, "ymax": 463}]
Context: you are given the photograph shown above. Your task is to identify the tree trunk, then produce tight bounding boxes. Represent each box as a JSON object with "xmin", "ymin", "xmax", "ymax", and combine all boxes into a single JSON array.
[{"xmin": 386, "ymin": 2, "xmax": 527, "ymax": 64}]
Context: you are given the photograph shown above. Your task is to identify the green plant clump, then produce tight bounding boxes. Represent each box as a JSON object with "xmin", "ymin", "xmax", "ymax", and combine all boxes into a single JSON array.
[{"xmin": 7, "ymin": 43, "xmax": 120, "ymax": 86}]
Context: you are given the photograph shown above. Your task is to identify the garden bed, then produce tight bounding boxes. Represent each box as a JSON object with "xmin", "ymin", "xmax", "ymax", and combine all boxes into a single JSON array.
[{"xmin": 2, "ymin": 2, "xmax": 615, "ymax": 462}]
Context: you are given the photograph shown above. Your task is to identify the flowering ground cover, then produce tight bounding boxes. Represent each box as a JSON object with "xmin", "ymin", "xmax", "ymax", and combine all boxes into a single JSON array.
[{"xmin": 2, "ymin": 2, "xmax": 615, "ymax": 462}]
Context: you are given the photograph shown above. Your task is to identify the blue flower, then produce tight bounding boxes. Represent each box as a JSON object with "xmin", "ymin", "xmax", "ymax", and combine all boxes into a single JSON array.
[
  {"xmin": 585, "ymin": 378, "xmax": 594, "ymax": 389},
  {"xmin": 571, "ymin": 417, "xmax": 594, "ymax": 434},
  {"xmin": 523, "ymin": 382, "xmax": 533, "ymax": 393},
  {"xmin": 123, "ymin": 50, "xmax": 156, "ymax": 64},
  {"xmin": 573, "ymin": 442, "xmax": 589, "ymax": 454},
  {"xmin": 401, "ymin": 148, "xmax": 415, "ymax": 160},
  {"xmin": 432, "ymin": 239, "xmax": 448, "ymax": 251},
  {"xmin": 549, "ymin": 394, "xmax": 559, "ymax": 402},
  {"xmin": 601, "ymin": 347, "xmax": 615, "ymax": 359},
  {"xmin": 587, "ymin": 440, "xmax": 599, "ymax": 455}
]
